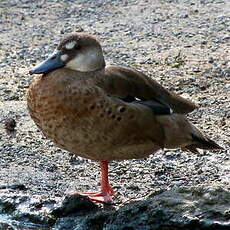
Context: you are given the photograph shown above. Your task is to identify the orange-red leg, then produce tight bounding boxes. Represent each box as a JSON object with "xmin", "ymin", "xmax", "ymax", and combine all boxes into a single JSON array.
[{"xmin": 79, "ymin": 161, "xmax": 114, "ymax": 203}]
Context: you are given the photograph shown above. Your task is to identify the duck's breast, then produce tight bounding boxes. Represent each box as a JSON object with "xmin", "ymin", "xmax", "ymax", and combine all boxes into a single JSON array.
[{"xmin": 27, "ymin": 69, "xmax": 162, "ymax": 160}]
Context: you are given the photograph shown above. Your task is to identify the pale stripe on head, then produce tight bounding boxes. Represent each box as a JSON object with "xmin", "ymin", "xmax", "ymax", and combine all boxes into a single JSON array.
[{"xmin": 65, "ymin": 41, "xmax": 77, "ymax": 50}]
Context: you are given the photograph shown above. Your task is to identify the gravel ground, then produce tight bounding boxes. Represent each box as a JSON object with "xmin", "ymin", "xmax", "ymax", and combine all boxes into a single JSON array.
[{"xmin": 0, "ymin": 0, "xmax": 229, "ymax": 208}]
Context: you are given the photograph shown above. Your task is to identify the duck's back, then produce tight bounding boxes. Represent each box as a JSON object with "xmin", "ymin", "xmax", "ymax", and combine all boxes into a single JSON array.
[{"xmin": 27, "ymin": 68, "xmax": 163, "ymax": 160}]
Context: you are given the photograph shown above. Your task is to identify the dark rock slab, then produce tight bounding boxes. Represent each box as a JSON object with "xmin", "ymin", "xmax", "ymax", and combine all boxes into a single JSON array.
[
  {"xmin": 104, "ymin": 185, "xmax": 230, "ymax": 230},
  {"xmin": 52, "ymin": 185, "xmax": 230, "ymax": 230},
  {"xmin": 0, "ymin": 185, "xmax": 229, "ymax": 229},
  {"xmin": 53, "ymin": 212, "xmax": 109, "ymax": 230},
  {"xmin": 0, "ymin": 222, "xmax": 14, "ymax": 230},
  {"xmin": 0, "ymin": 192, "xmax": 56, "ymax": 229},
  {"xmin": 51, "ymin": 194, "xmax": 99, "ymax": 218}
]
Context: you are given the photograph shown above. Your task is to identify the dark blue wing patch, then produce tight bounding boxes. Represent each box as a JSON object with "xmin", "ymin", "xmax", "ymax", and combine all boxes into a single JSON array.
[{"xmin": 120, "ymin": 96, "xmax": 173, "ymax": 115}]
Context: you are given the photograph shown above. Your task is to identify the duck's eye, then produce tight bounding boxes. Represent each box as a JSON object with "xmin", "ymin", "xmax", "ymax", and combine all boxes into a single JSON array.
[
  {"xmin": 74, "ymin": 44, "xmax": 80, "ymax": 50},
  {"xmin": 65, "ymin": 41, "xmax": 77, "ymax": 50}
]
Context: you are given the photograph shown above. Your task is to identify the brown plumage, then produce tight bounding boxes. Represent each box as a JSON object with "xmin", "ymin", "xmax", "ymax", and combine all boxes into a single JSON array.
[{"xmin": 27, "ymin": 32, "xmax": 222, "ymax": 203}]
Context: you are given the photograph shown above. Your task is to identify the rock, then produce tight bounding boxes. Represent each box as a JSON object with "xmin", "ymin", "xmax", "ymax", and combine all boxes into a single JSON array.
[
  {"xmin": 3, "ymin": 118, "xmax": 16, "ymax": 132},
  {"xmin": 0, "ymin": 171, "xmax": 229, "ymax": 229},
  {"xmin": 0, "ymin": 193, "xmax": 56, "ymax": 229},
  {"xmin": 0, "ymin": 222, "xmax": 14, "ymax": 230},
  {"xmin": 51, "ymin": 194, "xmax": 99, "ymax": 218},
  {"xmin": 224, "ymin": 84, "xmax": 230, "ymax": 91},
  {"xmin": 0, "ymin": 184, "xmax": 27, "ymax": 191},
  {"xmin": 103, "ymin": 185, "xmax": 230, "ymax": 230},
  {"xmin": 53, "ymin": 212, "xmax": 109, "ymax": 230},
  {"xmin": 208, "ymin": 57, "xmax": 214, "ymax": 63},
  {"xmin": 52, "ymin": 185, "xmax": 230, "ymax": 230}
]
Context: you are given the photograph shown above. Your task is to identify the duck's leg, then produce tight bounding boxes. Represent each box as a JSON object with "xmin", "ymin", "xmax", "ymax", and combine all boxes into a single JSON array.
[{"xmin": 79, "ymin": 161, "xmax": 114, "ymax": 203}]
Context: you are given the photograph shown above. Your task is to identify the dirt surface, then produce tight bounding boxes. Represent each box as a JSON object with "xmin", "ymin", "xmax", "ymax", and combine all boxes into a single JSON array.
[{"xmin": 0, "ymin": 0, "xmax": 229, "ymax": 208}]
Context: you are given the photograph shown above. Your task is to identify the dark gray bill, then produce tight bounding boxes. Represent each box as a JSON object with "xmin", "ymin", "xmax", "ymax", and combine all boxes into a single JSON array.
[{"xmin": 29, "ymin": 50, "xmax": 64, "ymax": 74}]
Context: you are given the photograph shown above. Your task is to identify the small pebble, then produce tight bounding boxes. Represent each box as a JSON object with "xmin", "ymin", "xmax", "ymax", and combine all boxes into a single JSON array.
[{"xmin": 4, "ymin": 118, "xmax": 16, "ymax": 132}]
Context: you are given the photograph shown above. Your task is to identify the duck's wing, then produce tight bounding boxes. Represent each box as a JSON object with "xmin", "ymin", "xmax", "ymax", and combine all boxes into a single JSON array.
[{"xmin": 98, "ymin": 66, "xmax": 197, "ymax": 114}]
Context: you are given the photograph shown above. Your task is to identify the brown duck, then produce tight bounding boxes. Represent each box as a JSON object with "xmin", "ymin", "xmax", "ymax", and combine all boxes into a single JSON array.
[{"xmin": 27, "ymin": 33, "xmax": 222, "ymax": 203}]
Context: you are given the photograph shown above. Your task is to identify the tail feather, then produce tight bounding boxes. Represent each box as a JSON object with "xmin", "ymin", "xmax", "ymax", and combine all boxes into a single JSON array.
[
  {"xmin": 183, "ymin": 133, "xmax": 223, "ymax": 154},
  {"xmin": 182, "ymin": 145, "xmax": 200, "ymax": 154},
  {"xmin": 191, "ymin": 133, "xmax": 223, "ymax": 150}
]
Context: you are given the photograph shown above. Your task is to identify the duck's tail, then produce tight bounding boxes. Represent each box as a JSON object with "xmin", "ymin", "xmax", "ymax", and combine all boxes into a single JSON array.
[
  {"xmin": 181, "ymin": 126, "xmax": 223, "ymax": 154},
  {"xmin": 156, "ymin": 114, "xmax": 223, "ymax": 154}
]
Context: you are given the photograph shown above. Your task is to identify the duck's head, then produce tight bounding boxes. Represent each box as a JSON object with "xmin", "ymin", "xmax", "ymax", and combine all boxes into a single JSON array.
[{"xmin": 29, "ymin": 33, "xmax": 105, "ymax": 74}]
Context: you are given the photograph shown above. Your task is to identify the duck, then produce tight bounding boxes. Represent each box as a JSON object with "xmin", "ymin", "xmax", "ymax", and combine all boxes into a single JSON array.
[{"xmin": 27, "ymin": 32, "xmax": 222, "ymax": 203}]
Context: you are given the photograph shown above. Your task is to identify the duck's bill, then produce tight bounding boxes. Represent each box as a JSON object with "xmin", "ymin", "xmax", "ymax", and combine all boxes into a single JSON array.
[{"xmin": 29, "ymin": 50, "xmax": 65, "ymax": 74}]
